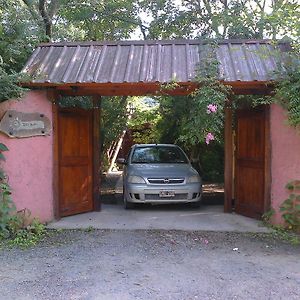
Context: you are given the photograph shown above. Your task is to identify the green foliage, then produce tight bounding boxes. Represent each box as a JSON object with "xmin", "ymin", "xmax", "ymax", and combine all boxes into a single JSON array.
[
  {"xmin": 0, "ymin": 143, "xmax": 8, "ymax": 151},
  {"xmin": 178, "ymin": 42, "xmax": 231, "ymax": 146},
  {"xmin": 153, "ymin": 47, "xmax": 228, "ymax": 182},
  {"xmin": 199, "ymin": 143, "xmax": 224, "ymax": 182},
  {"xmin": 0, "ymin": 207, "xmax": 46, "ymax": 249},
  {"xmin": 156, "ymin": 42, "xmax": 229, "ymax": 148},
  {"xmin": 59, "ymin": 0, "xmax": 139, "ymax": 41},
  {"xmin": 84, "ymin": 226, "xmax": 95, "ymax": 233},
  {"xmin": 154, "ymin": 92, "xmax": 225, "ymax": 182},
  {"xmin": 0, "ymin": 142, "xmax": 8, "ymax": 161},
  {"xmin": 155, "ymin": 95, "xmax": 186, "ymax": 144},
  {"xmin": 262, "ymin": 208, "xmax": 275, "ymax": 226},
  {"xmin": 128, "ymin": 97, "xmax": 160, "ymax": 144},
  {"xmin": 233, "ymin": 42, "xmax": 300, "ymax": 129},
  {"xmin": 234, "ymin": 94, "xmax": 275, "ymax": 109},
  {"xmin": 261, "ymin": 206, "xmax": 299, "ymax": 245},
  {"xmin": 7, "ymin": 218, "xmax": 46, "ymax": 249},
  {"xmin": 0, "ymin": 144, "xmax": 45, "ymax": 248},
  {"xmin": 179, "ymin": 84, "xmax": 227, "ymax": 146},
  {"xmin": 101, "ymin": 96, "xmax": 128, "ymax": 151},
  {"xmin": 137, "ymin": 0, "xmax": 300, "ymax": 41},
  {"xmin": 0, "ymin": 181, "xmax": 15, "ymax": 235},
  {"xmin": 274, "ymin": 52, "xmax": 300, "ymax": 128},
  {"xmin": 0, "ymin": 66, "xmax": 27, "ymax": 102},
  {"xmin": 58, "ymin": 96, "xmax": 92, "ymax": 109},
  {"xmin": 0, "ymin": 1, "xmax": 40, "ymax": 73},
  {"xmin": 0, "ymin": 143, "xmax": 15, "ymax": 236},
  {"xmin": 280, "ymin": 180, "xmax": 300, "ymax": 232},
  {"xmin": 269, "ymin": 225, "xmax": 300, "ymax": 245}
]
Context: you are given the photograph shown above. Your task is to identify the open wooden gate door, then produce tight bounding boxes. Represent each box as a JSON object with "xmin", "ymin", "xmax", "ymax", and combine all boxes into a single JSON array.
[
  {"xmin": 235, "ymin": 107, "xmax": 270, "ymax": 219},
  {"xmin": 58, "ymin": 108, "xmax": 93, "ymax": 217}
]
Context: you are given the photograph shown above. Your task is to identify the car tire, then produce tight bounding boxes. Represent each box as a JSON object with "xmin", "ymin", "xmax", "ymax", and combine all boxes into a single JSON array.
[{"xmin": 123, "ymin": 189, "xmax": 134, "ymax": 209}]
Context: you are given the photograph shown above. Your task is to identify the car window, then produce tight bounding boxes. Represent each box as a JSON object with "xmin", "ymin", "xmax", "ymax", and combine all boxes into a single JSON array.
[{"xmin": 131, "ymin": 146, "xmax": 188, "ymax": 164}]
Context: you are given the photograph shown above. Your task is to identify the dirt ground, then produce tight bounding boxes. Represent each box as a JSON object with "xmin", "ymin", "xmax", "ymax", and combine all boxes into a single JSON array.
[{"xmin": 0, "ymin": 230, "xmax": 299, "ymax": 300}]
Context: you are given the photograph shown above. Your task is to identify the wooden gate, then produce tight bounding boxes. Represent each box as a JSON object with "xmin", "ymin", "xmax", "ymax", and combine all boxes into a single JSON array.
[
  {"xmin": 57, "ymin": 108, "xmax": 94, "ymax": 217},
  {"xmin": 235, "ymin": 107, "xmax": 270, "ymax": 219}
]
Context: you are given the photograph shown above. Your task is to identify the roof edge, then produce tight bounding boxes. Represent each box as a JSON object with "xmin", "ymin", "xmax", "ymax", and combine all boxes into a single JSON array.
[{"xmin": 38, "ymin": 38, "xmax": 284, "ymax": 47}]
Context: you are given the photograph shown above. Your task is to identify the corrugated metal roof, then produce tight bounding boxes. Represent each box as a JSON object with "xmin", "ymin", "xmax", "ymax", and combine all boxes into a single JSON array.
[{"xmin": 22, "ymin": 39, "xmax": 290, "ymax": 85}]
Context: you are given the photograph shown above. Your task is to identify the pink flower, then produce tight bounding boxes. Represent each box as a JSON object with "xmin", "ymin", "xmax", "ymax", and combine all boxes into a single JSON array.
[
  {"xmin": 207, "ymin": 104, "xmax": 218, "ymax": 114},
  {"xmin": 205, "ymin": 132, "xmax": 215, "ymax": 145}
]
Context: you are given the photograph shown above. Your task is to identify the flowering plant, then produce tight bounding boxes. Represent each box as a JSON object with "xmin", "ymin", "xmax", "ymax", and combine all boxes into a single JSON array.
[
  {"xmin": 205, "ymin": 132, "xmax": 215, "ymax": 144},
  {"xmin": 207, "ymin": 104, "xmax": 218, "ymax": 114},
  {"xmin": 178, "ymin": 79, "xmax": 230, "ymax": 146},
  {"xmin": 177, "ymin": 42, "xmax": 231, "ymax": 146}
]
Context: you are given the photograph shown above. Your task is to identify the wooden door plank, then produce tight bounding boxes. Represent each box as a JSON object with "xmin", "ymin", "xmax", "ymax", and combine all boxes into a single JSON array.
[
  {"xmin": 235, "ymin": 107, "xmax": 266, "ymax": 219},
  {"xmin": 58, "ymin": 107, "xmax": 93, "ymax": 217}
]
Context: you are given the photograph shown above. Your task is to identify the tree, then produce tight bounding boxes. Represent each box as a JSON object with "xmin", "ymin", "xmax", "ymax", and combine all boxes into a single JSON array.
[
  {"xmin": 137, "ymin": 0, "xmax": 300, "ymax": 41},
  {"xmin": 59, "ymin": 0, "xmax": 139, "ymax": 41},
  {"xmin": 22, "ymin": 0, "xmax": 61, "ymax": 41}
]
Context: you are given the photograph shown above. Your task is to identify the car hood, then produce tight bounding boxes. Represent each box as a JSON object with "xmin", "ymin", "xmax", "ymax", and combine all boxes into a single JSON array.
[{"xmin": 127, "ymin": 163, "xmax": 199, "ymax": 178}]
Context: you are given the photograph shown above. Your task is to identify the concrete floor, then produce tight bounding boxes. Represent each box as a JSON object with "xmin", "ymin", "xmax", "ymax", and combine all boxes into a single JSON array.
[{"xmin": 48, "ymin": 204, "xmax": 269, "ymax": 232}]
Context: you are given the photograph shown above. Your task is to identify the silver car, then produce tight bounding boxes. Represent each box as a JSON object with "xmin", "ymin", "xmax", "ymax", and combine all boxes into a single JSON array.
[{"xmin": 118, "ymin": 144, "xmax": 202, "ymax": 209}]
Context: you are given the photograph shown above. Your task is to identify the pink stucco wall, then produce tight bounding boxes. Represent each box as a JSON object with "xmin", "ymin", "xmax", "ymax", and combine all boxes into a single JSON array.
[
  {"xmin": 0, "ymin": 91, "xmax": 54, "ymax": 223},
  {"xmin": 270, "ymin": 104, "xmax": 300, "ymax": 224}
]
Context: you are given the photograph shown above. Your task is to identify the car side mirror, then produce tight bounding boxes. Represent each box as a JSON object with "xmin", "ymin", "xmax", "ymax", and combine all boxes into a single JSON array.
[{"xmin": 116, "ymin": 158, "xmax": 127, "ymax": 165}]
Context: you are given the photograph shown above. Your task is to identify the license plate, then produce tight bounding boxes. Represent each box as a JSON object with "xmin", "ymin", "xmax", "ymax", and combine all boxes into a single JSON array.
[{"xmin": 159, "ymin": 191, "xmax": 175, "ymax": 198}]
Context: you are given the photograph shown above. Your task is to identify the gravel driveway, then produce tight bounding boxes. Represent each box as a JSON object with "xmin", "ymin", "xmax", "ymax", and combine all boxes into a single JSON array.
[{"xmin": 0, "ymin": 230, "xmax": 299, "ymax": 300}]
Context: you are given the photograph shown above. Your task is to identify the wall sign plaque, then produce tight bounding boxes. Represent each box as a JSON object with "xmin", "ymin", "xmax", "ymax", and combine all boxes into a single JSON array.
[{"xmin": 0, "ymin": 110, "xmax": 51, "ymax": 138}]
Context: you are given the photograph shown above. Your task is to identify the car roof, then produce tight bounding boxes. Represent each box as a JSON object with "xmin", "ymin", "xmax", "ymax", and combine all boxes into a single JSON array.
[{"xmin": 133, "ymin": 144, "xmax": 180, "ymax": 148}]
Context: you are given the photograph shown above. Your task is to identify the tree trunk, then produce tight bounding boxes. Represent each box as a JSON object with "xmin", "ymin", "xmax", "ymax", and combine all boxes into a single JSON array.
[{"xmin": 39, "ymin": 0, "xmax": 52, "ymax": 41}]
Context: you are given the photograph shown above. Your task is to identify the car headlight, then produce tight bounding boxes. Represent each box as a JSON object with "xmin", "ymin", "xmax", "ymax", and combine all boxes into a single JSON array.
[
  {"xmin": 187, "ymin": 175, "xmax": 201, "ymax": 183},
  {"xmin": 128, "ymin": 175, "xmax": 146, "ymax": 184}
]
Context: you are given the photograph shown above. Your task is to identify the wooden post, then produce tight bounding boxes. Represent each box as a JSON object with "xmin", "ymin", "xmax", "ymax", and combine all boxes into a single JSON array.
[
  {"xmin": 48, "ymin": 89, "xmax": 61, "ymax": 220},
  {"xmin": 264, "ymin": 106, "xmax": 271, "ymax": 213},
  {"xmin": 92, "ymin": 95, "xmax": 101, "ymax": 211},
  {"xmin": 224, "ymin": 101, "xmax": 233, "ymax": 213}
]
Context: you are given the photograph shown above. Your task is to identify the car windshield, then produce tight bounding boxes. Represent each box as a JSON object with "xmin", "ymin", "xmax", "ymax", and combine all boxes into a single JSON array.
[{"xmin": 131, "ymin": 146, "xmax": 188, "ymax": 164}]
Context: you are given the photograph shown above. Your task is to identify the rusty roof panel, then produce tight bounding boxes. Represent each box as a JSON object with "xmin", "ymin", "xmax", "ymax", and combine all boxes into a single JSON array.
[{"xmin": 22, "ymin": 39, "xmax": 289, "ymax": 85}]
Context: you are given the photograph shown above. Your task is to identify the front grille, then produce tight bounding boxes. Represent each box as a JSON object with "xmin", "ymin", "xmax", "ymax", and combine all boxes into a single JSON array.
[
  {"xmin": 145, "ymin": 193, "xmax": 188, "ymax": 200},
  {"xmin": 147, "ymin": 178, "xmax": 185, "ymax": 184}
]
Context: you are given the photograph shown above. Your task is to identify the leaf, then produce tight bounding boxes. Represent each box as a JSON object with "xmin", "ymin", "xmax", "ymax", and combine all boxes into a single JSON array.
[
  {"xmin": 285, "ymin": 182, "xmax": 294, "ymax": 190},
  {"xmin": 0, "ymin": 153, "xmax": 5, "ymax": 161},
  {"xmin": 0, "ymin": 143, "xmax": 8, "ymax": 151},
  {"xmin": 0, "ymin": 170, "xmax": 5, "ymax": 180}
]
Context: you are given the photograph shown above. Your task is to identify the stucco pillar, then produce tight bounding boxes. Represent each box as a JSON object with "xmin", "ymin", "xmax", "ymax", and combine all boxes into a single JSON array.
[
  {"xmin": 270, "ymin": 104, "xmax": 300, "ymax": 224},
  {"xmin": 0, "ymin": 91, "xmax": 54, "ymax": 223}
]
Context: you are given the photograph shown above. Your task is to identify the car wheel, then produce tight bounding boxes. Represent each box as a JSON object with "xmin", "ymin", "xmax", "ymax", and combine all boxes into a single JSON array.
[{"xmin": 123, "ymin": 188, "xmax": 134, "ymax": 209}]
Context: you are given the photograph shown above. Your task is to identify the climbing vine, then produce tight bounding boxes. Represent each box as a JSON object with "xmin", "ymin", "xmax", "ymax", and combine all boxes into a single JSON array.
[
  {"xmin": 184, "ymin": 40, "xmax": 300, "ymax": 146},
  {"xmin": 0, "ymin": 143, "xmax": 46, "ymax": 247},
  {"xmin": 0, "ymin": 143, "xmax": 15, "ymax": 237},
  {"xmin": 248, "ymin": 42, "xmax": 300, "ymax": 128},
  {"xmin": 280, "ymin": 180, "xmax": 300, "ymax": 232},
  {"xmin": 274, "ymin": 50, "xmax": 300, "ymax": 128},
  {"xmin": 178, "ymin": 41, "xmax": 231, "ymax": 146}
]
